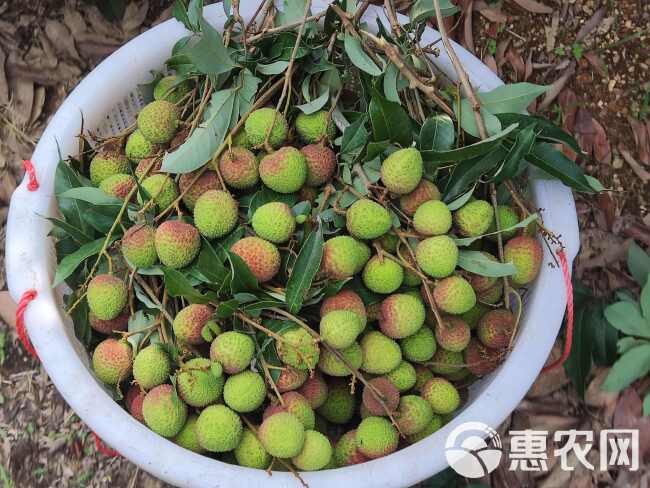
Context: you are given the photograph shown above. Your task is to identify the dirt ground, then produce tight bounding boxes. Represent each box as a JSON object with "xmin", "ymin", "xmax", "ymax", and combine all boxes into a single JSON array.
[{"xmin": 0, "ymin": 0, "xmax": 648, "ymax": 486}]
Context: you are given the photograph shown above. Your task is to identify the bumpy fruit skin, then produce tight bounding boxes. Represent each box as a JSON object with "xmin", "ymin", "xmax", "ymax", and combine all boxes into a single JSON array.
[
  {"xmin": 89, "ymin": 309, "xmax": 129, "ymax": 335},
  {"xmin": 224, "ymin": 371, "xmax": 266, "ymax": 413},
  {"xmin": 125, "ymin": 384, "xmax": 146, "ymax": 422},
  {"xmin": 346, "ymin": 199, "xmax": 392, "ymax": 240},
  {"xmin": 142, "ymin": 384, "xmax": 188, "ymax": 437},
  {"xmin": 421, "ymin": 378, "xmax": 460, "ymax": 414},
  {"xmin": 210, "ymin": 331, "xmax": 255, "ymax": 374},
  {"xmin": 318, "ymin": 342, "xmax": 362, "ymax": 377},
  {"xmin": 414, "ymin": 364, "xmax": 434, "ymax": 392},
  {"xmin": 380, "ymin": 147, "xmax": 423, "ymax": 195},
  {"xmin": 362, "ymin": 377, "xmax": 400, "ymax": 416},
  {"xmin": 276, "ymin": 367, "xmax": 309, "ymax": 392},
  {"xmin": 316, "ymin": 380, "xmax": 356, "ymax": 424},
  {"xmin": 99, "ymin": 174, "xmax": 135, "ymax": 200},
  {"xmin": 125, "ymin": 130, "xmax": 159, "ymax": 161},
  {"xmin": 173, "ymin": 415, "xmax": 205, "ymax": 453},
  {"xmin": 259, "ymin": 147, "xmax": 307, "ymax": 193},
  {"xmin": 334, "ymin": 430, "xmax": 368, "ymax": 466},
  {"xmin": 454, "ymin": 200, "xmax": 494, "ymax": 237},
  {"xmin": 258, "ymin": 411, "xmax": 306, "ymax": 458},
  {"xmin": 362, "ymin": 256, "xmax": 404, "ymax": 294},
  {"xmin": 218, "ymin": 147, "xmax": 259, "ymax": 189},
  {"xmin": 140, "ymin": 174, "xmax": 179, "ymax": 211},
  {"xmin": 196, "ymin": 404, "xmax": 243, "ymax": 452},
  {"xmin": 396, "ymin": 395, "xmax": 434, "ymax": 435},
  {"xmin": 406, "ymin": 415, "xmax": 443, "ymax": 444},
  {"xmin": 173, "ymin": 304, "xmax": 213, "ymax": 345},
  {"xmin": 231, "ymin": 128, "xmax": 252, "ymax": 149},
  {"xmin": 298, "ymin": 373, "xmax": 328, "ymax": 409},
  {"xmin": 320, "ymin": 290, "xmax": 367, "ymax": 328},
  {"xmin": 295, "ymin": 111, "xmax": 336, "ymax": 143},
  {"xmin": 87, "ymin": 274, "xmax": 127, "ymax": 320},
  {"xmin": 478, "ymin": 281, "xmax": 503, "ymax": 305},
  {"xmin": 154, "ymin": 220, "xmax": 200, "ymax": 269},
  {"xmin": 193, "ymin": 190, "xmax": 238, "ymax": 239},
  {"xmin": 92, "ymin": 338, "xmax": 132, "ymax": 385},
  {"xmin": 277, "ymin": 327, "xmax": 320, "ymax": 370},
  {"xmin": 322, "ymin": 236, "xmax": 366, "ymax": 279},
  {"xmin": 430, "ymin": 348, "xmax": 464, "ymax": 376},
  {"xmin": 230, "ymin": 237, "xmax": 280, "ymax": 283},
  {"xmin": 504, "ymin": 236, "xmax": 543, "ymax": 285},
  {"xmin": 356, "ymin": 416, "xmax": 399, "ymax": 459},
  {"xmin": 384, "ymin": 360, "xmax": 417, "ymax": 392},
  {"xmin": 487, "ymin": 205, "xmax": 519, "ymax": 241},
  {"xmin": 234, "ymin": 428, "xmax": 271, "ymax": 469},
  {"xmin": 177, "ymin": 357, "xmax": 223, "ymax": 407},
  {"xmin": 434, "ymin": 276, "xmax": 476, "ymax": 315},
  {"xmin": 413, "ymin": 200, "xmax": 452, "ymax": 236},
  {"xmin": 134, "ymin": 157, "xmax": 161, "ymax": 180},
  {"xmin": 477, "ymin": 309, "xmax": 515, "ymax": 349},
  {"xmin": 251, "ymin": 202, "xmax": 296, "ymax": 243},
  {"xmin": 266, "ymin": 392, "xmax": 315, "ymax": 429},
  {"xmin": 245, "ymin": 108, "xmax": 289, "ymax": 148},
  {"xmin": 400, "ymin": 180, "xmax": 441, "ymax": 216},
  {"xmin": 416, "ymin": 235, "xmax": 459, "ymax": 278},
  {"xmin": 400, "ymin": 326, "xmax": 436, "ymax": 362},
  {"xmin": 379, "ymin": 293, "xmax": 426, "ymax": 339},
  {"xmin": 467, "ymin": 252, "xmax": 498, "ymax": 292},
  {"xmin": 435, "ymin": 317, "xmax": 471, "ymax": 352},
  {"xmin": 89, "ymin": 152, "xmax": 129, "ymax": 186},
  {"xmin": 360, "ymin": 331, "xmax": 402, "ymax": 374},
  {"xmin": 460, "ymin": 302, "xmax": 489, "ymax": 330},
  {"xmin": 465, "ymin": 338, "xmax": 502, "ymax": 376},
  {"xmin": 178, "ymin": 170, "xmax": 221, "ymax": 210},
  {"xmin": 320, "ymin": 310, "xmax": 362, "ymax": 349},
  {"xmin": 292, "ymin": 430, "xmax": 333, "ymax": 471},
  {"xmin": 122, "ymin": 224, "xmax": 157, "ymax": 268},
  {"xmin": 137, "ymin": 100, "xmax": 179, "ymax": 144},
  {"xmin": 153, "ymin": 75, "xmax": 192, "ymax": 104},
  {"xmin": 133, "ymin": 344, "xmax": 171, "ymax": 390},
  {"xmin": 300, "ymin": 144, "xmax": 336, "ymax": 186}
]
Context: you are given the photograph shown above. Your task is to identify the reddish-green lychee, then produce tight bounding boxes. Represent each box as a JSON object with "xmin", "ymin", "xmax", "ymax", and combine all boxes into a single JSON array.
[
  {"xmin": 140, "ymin": 174, "xmax": 178, "ymax": 211},
  {"xmin": 251, "ymin": 201, "xmax": 296, "ymax": 243},
  {"xmin": 504, "ymin": 236, "xmax": 543, "ymax": 285},
  {"xmin": 230, "ymin": 236, "xmax": 280, "ymax": 283},
  {"xmin": 264, "ymin": 391, "xmax": 315, "ymax": 429},
  {"xmin": 415, "ymin": 235, "xmax": 458, "ymax": 278},
  {"xmin": 177, "ymin": 357, "xmax": 224, "ymax": 407},
  {"xmin": 122, "ymin": 224, "xmax": 157, "ymax": 268},
  {"xmin": 89, "ymin": 308, "xmax": 129, "ymax": 335},
  {"xmin": 433, "ymin": 276, "xmax": 476, "ymax": 315},
  {"xmin": 346, "ymin": 199, "xmax": 392, "ymax": 240},
  {"xmin": 362, "ymin": 255, "xmax": 404, "ymax": 294},
  {"xmin": 421, "ymin": 378, "xmax": 460, "ymax": 414},
  {"xmin": 134, "ymin": 157, "xmax": 161, "ymax": 180},
  {"xmin": 298, "ymin": 372, "xmax": 329, "ymax": 409},
  {"xmin": 259, "ymin": 146, "xmax": 307, "ymax": 193},
  {"xmin": 429, "ymin": 348, "xmax": 464, "ymax": 376},
  {"xmin": 210, "ymin": 331, "xmax": 255, "ymax": 374},
  {"xmin": 434, "ymin": 316, "xmax": 471, "ymax": 352},
  {"xmin": 466, "ymin": 252, "xmax": 499, "ymax": 292},
  {"xmin": 99, "ymin": 174, "xmax": 135, "ymax": 200},
  {"xmin": 178, "ymin": 170, "xmax": 221, "ymax": 210},
  {"xmin": 154, "ymin": 220, "xmax": 200, "ymax": 269},
  {"xmin": 316, "ymin": 380, "xmax": 356, "ymax": 424},
  {"xmin": 333, "ymin": 430, "xmax": 368, "ymax": 466},
  {"xmin": 87, "ymin": 274, "xmax": 127, "ymax": 321},
  {"xmin": 125, "ymin": 384, "xmax": 145, "ymax": 422},
  {"xmin": 454, "ymin": 200, "xmax": 494, "ymax": 237},
  {"xmin": 362, "ymin": 377, "xmax": 400, "ymax": 416},
  {"xmin": 142, "ymin": 384, "xmax": 188, "ymax": 437},
  {"xmin": 173, "ymin": 304, "xmax": 214, "ymax": 345},
  {"xmin": 478, "ymin": 281, "xmax": 503, "ymax": 305},
  {"xmin": 276, "ymin": 366, "xmax": 308, "ymax": 392},
  {"xmin": 245, "ymin": 108, "xmax": 289, "ymax": 148},
  {"xmin": 379, "ymin": 293, "xmax": 426, "ymax": 339},
  {"xmin": 92, "ymin": 338, "xmax": 132, "ymax": 385},
  {"xmin": 218, "ymin": 147, "xmax": 259, "ymax": 190},
  {"xmin": 360, "ymin": 331, "xmax": 402, "ymax": 374},
  {"xmin": 395, "ymin": 395, "xmax": 434, "ymax": 435},
  {"xmin": 193, "ymin": 190, "xmax": 238, "ymax": 239},
  {"xmin": 321, "ymin": 236, "xmax": 367, "ymax": 279},
  {"xmin": 300, "ymin": 143, "xmax": 336, "ymax": 186},
  {"xmin": 400, "ymin": 326, "xmax": 436, "ymax": 362},
  {"xmin": 477, "ymin": 309, "xmax": 515, "ymax": 349},
  {"xmin": 277, "ymin": 327, "xmax": 320, "ymax": 370},
  {"xmin": 413, "ymin": 200, "xmax": 452, "ymax": 236},
  {"xmin": 399, "ymin": 180, "xmax": 441, "ymax": 216},
  {"xmin": 380, "ymin": 147, "xmax": 423, "ymax": 195},
  {"xmin": 356, "ymin": 416, "xmax": 399, "ymax": 459},
  {"xmin": 137, "ymin": 100, "xmax": 179, "ymax": 144},
  {"xmin": 89, "ymin": 152, "xmax": 129, "ymax": 186},
  {"xmin": 414, "ymin": 364, "xmax": 434, "ymax": 391},
  {"xmin": 320, "ymin": 289, "xmax": 367, "ymax": 328}
]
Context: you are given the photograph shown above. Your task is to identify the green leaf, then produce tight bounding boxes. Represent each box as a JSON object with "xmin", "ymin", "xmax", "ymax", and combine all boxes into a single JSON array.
[
  {"xmin": 187, "ymin": 0, "xmax": 204, "ymax": 30},
  {"xmin": 457, "ymin": 250, "xmax": 517, "ymax": 277},
  {"xmin": 454, "ymin": 99, "xmax": 502, "ymax": 138},
  {"xmin": 410, "ymin": 0, "xmax": 460, "ymax": 23},
  {"xmin": 297, "ymin": 88, "xmax": 330, "ymax": 115},
  {"xmin": 194, "ymin": 240, "xmax": 229, "ymax": 286},
  {"xmin": 126, "ymin": 311, "xmax": 157, "ymax": 352},
  {"xmin": 344, "ymin": 33, "xmax": 382, "ymax": 76},
  {"xmin": 644, "ymin": 392, "xmax": 650, "ymax": 417},
  {"xmin": 420, "ymin": 114, "xmax": 455, "ymax": 152},
  {"xmin": 46, "ymin": 217, "xmax": 93, "ymax": 245},
  {"xmin": 602, "ymin": 344, "xmax": 650, "ymax": 392},
  {"xmin": 369, "ymin": 89, "xmax": 412, "ymax": 146},
  {"xmin": 55, "ymin": 161, "xmax": 93, "ymax": 237},
  {"xmin": 173, "ymin": 0, "xmax": 193, "ymax": 31},
  {"xmin": 340, "ymin": 114, "xmax": 369, "ymax": 157},
  {"xmin": 642, "ymin": 276, "xmax": 650, "ymax": 320},
  {"xmin": 53, "ymin": 236, "xmax": 117, "ymax": 287},
  {"xmin": 528, "ymin": 142, "xmax": 594, "ymax": 192},
  {"xmin": 617, "ymin": 336, "xmax": 646, "ymax": 355},
  {"xmin": 422, "ymin": 123, "xmax": 518, "ymax": 163},
  {"xmin": 479, "ymin": 83, "xmax": 549, "ymax": 114},
  {"xmin": 162, "ymin": 267, "xmax": 215, "ymax": 304},
  {"xmin": 628, "ymin": 241, "xmax": 650, "ymax": 287},
  {"xmin": 590, "ymin": 302, "xmax": 618, "ymax": 366},
  {"xmin": 187, "ymin": 18, "xmax": 236, "ymax": 76},
  {"xmin": 227, "ymin": 251, "xmax": 259, "ymax": 294},
  {"xmin": 604, "ymin": 301, "xmax": 650, "ymax": 339},
  {"xmin": 256, "ymin": 60, "xmax": 289, "ymax": 75},
  {"xmin": 453, "ymin": 213, "xmax": 539, "ymax": 246},
  {"xmin": 446, "ymin": 186, "xmax": 476, "ymax": 211},
  {"xmin": 383, "ymin": 62, "xmax": 400, "ymax": 103},
  {"xmin": 443, "ymin": 144, "xmax": 509, "ymax": 201},
  {"xmin": 585, "ymin": 175, "xmax": 606, "ymax": 192},
  {"xmin": 563, "ymin": 304, "xmax": 592, "ymax": 398},
  {"xmin": 71, "ymin": 299, "xmax": 91, "ymax": 346},
  {"xmin": 495, "ymin": 123, "xmax": 537, "ymax": 183},
  {"xmin": 496, "ymin": 113, "xmax": 581, "ymax": 154},
  {"xmin": 57, "ymin": 187, "xmax": 123, "ymax": 206},
  {"xmin": 276, "ymin": 0, "xmax": 311, "ymax": 26},
  {"xmin": 285, "ymin": 225, "xmax": 324, "ymax": 314}
]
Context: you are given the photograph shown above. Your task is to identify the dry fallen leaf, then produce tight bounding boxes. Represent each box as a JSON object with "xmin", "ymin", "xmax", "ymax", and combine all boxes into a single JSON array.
[
  {"xmin": 539, "ymin": 62, "xmax": 576, "ymax": 110},
  {"xmin": 558, "ymin": 88, "xmax": 578, "ymax": 133},
  {"xmin": 483, "ymin": 53, "xmax": 498, "ymax": 74},
  {"xmin": 0, "ymin": 47, "xmax": 8, "ymax": 105},
  {"xmin": 545, "ymin": 10, "xmax": 560, "ymax": 52},
  {"xmin": 628, "ymin": 116, "xmax": 650, "ymax": 166},
  {"xmin": 122, "ymin": 1, "xmax": 150, "ymax": 34},
  {"xmin": 620, "ymin": 145, "xmax": 650, "ymax": 183},
  {"xmin": 473, "ymin": 0, "xmax": 508, "ymax": 23},
  {"xmin": 526, "ymin": 341, "xmax": 570, "ymax": 398},
  {"xmin": 584, "ymin": 51, "xmax": 608, "ymax": 78},
  {"xmin": 575, "ymin": 6, "xmax": 607, "ymax": 42},
  {"xmin": 508, "ymin": 0, "xmax": 553, "ymax": 14},
  {"xmin": 45, "ymin": 19, "xmax": 80, "ymax": 62},
  {"xmin": 462, "ymin": 0, "xmax": 475, "ymax": 54},
  {"xmin": 7, "ymin": 76, "xmax": 34, "ymax": 126},
  {"xmin": 496, "ymin": 38, "xmax": 511, "ymax": 70},
  {"xmin": 613, "ymin": 388, "xmax": 650, "ymax": 462},
  {"xmin": 505, "ymin": 48, "xmax": 525, "ymax": 81},
  {"xmin": 0, "ymin": 290, "xmax": 17, "ymax": 328}
]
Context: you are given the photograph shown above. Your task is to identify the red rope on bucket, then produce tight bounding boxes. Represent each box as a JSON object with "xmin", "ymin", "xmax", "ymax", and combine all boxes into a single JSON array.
[
  {"xmin": 15, "ymin": 290, "xmax": 39, "ymax": 359},
  {"xmin": 93, "ymin": 432, "xmax": 120, "ymax": 457},
  {"xmin": 541, "ymin": 249, "xmax": 574, "ymax": 373},
  {"xmin": 23, "ymin": 160, "xmax": 39, "ymax": 191}
]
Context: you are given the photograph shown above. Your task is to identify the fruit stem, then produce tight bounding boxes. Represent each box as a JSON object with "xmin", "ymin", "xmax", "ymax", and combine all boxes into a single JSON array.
[{"xmin": 489, "ymin": 182, "xmax": 512, "ymax": 309}]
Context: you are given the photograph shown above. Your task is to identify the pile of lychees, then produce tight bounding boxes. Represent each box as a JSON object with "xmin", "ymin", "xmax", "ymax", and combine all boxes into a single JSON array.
[{"xmin": 80, "ymin": 73, "xmax": 544, "ymax": 472}]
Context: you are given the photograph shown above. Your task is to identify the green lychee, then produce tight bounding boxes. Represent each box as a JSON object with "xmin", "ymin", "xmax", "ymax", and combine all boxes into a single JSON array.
[
  {"xmin": 218, "ymin": 147, "xmax": 259, "ymax": 190},
  {"xmin": 362, "ymin": 377, "xmax": 400, "ymax": 416},
  {"xmin": 399, "ymin": 180, "xmax": 441, "ymax": 216},
  {"xmin": 173, "ymin": 414, "xmax": 205, "ymax": 453},
  {"xmin": 380, "ymin": 147, "xmax": 423, "ymax": 195},
  {"xmin": 292, "ymin": 430, "xmax": 333, "ymax": 471},
  {"xmin": 231, "ymin": 128, "xmax": 252, "ymax": 149},
  {"xmin": 433, "ymin": 276, "xmax": 476, "ymax": 314},
  {"xmin": 137, "ymin": 100, "xmax": 179, "ymax": 144},
  {"xmin": 265, "ymin": 391, "xmax": 315, "ymax": 430},
  {"xmin": 245, "ymin": 108, "xmax": 289, "ymax": 148},
  {"xmin": 140, "ymin": 174, "xmax": 179, "ymax": 211},
  {"xmin": 277, "ymin": 327, "xmax": 320, "ymax": 370},
  {"xmin": 258, "ymin": 411, "xmax": 305, "ymax": 458},
  {"xmin": 487, "ymin": 205, "xmax": 519, "ymax": 241},
  {"xmin": 154, "ymin": 220, "xmax": 200, "ymax": 268},
  {"xmin": 320, "ymin": 310, "xmax": 362, "ymax": 349},
  {"xmin": 395, "ymin": 395, "xmax": 433, "ymax": 435},
  {"xmin": 87, "ymin": 274, "xmax": 127, "ymax": 321},
  {"xmin": 224, "ymin": 371, "xmax": 266, "ymax": 413},
  {"xmin": 295, "ymin": 110, "xmax": 336, "ymax": 143},
  {"xmin": 99, "ymin": 174, "xmax": 135, "ymax": 200},
  {"xmin": 415, "ymin": 235, "xmax": 458, "ymax": 278},
  {"xmin": 259, "ymin": 146, "xmax": 307, "ymax": 193},
  {"xmin": 379, "ymin": 233, "xmax": 399, "ymax": 253},
  {"xmin": 421, "ymin": 378, "xmax": 460, "ymax": 414},
  {"xmin": 178, "ymin": 170, "xmax": 221, "ymax": 210},
  {"xmin": 414, "ymin": 364, "xmax": 434, "ymax": 392},
  {"xmin": 173, "ymin": 304, "xmax": 214, "ymax": 345},
  {"xmin": 133, "ymin": 343, "xmax": 171, "ymax": 390},
  {"xmin": 320, "ymin": 289, "xmax": 367, "ymax": 328},
  {"xmin": 142, "ymin": 384, "xmax": 188, "ymax": 437},
  {"xmin": 321, "ymin": 236, "xmax": 366, "ymax": 279},
  {"xmin": 362, "ymin": 255, "xmax": 404, "ymax": 294},
  {"xmin": 193, "ymin": 190, "xmax": 238, "ymax": 239},
  {"xmin": 360, "ymin": 331, "xmax": 402, "ymax": 374},
  {"xmin": 413, "ymin": 200, "xmax": 452, "ymax": 236},
  {"xmin": 177, "ymin": 357, "xmax": 224, "ymax": 407},
  {"xmin": 297, "ymin": 373, "xmax": 329, "ymax": 409},
  {"xmin": 429, "ymin": 348, "xmax": 464, "ymax": 376},
  {"xmin": 400, "ymin": 326, "xmax": 436, "ymax": 362},
  {"xmin": 92, "ymin": 338, "xmax": 132, "ymax": 385},
  {"xmin": 477, "ymin": 309, "xmax": 515, "ymax": 349},
  {"xmin": 356, "ymin": 416, "xmax": 399, "ymax": 459},
  {"xmin": 251, "ymin": 202, "xmax": 296, "ymax": 243},
  {"xmin": 153, "ymin": 75, "xmax": 192, "ymax": 104},
  {"xmin": 122, "ymin": 224, "xmax": 157, "ymax": 268},
  {"xmin": 196, "ymin": 404, "xmax": 243, "ymax": 452},
  {"xmin": 346, "ymin": 199, "xmax": 392, "ymax": 240},
  {"xmin": 434, "ymin": 316, "xmax": 471, "ymax": 352},
  {"xmin": 317, "ymin": 342, "xmax": 362, "ymax": 377},
  {"xmin": 406, "ymin": 415, "xmax": 443, "ymax": 444},
  {"xmin": 230, "ymin": 236, "xmax": 280, "ymax": 283},
  {"xmin": 379, "ymin": 293, "xmax": 426, "ymax": 339},
  {"xmin": 89, "ymin": 309, "xmax": 129, "ymax": 335},
  {"xmin": 89, "ymin": 152, "xmax": 129, "ymax": 186},
  {"xmin": 504, "ymin": 236, "xmax": 543, "ymax": 285},
  {"xmin": 384, "ymin": 360, "xmax": 417, "ymax": 392},
  {"xmin": 234, "ymin": 428, "xmax": 271, "ymax": 469},
  {"xmin": 333, "ymin": 430, "xmax": 368, "ymax": 466},
  {"xmin": 276, "ymin": 366, "xmax": 309, "ymax": 392},
  {"xmin": 125, "ymin": 130, "xmax": 160, "ymax": 161},
  {"xmin": 316, "ymin": 380, "xmax": 356, "ymax": 424},
  {"xmin": 460, "ymin": 302, "xmax": 490, "ymax": 329},
  {"xmin": 454, "ymin": 200, "xmax": 494, "ymax": 237},
  {"xmin": 210, "ymin": 331, "xmax": 255, "ymax": 374},
  {"xmin": 300, "ymin": 143, "xmax": 336, "ymax": 186}
]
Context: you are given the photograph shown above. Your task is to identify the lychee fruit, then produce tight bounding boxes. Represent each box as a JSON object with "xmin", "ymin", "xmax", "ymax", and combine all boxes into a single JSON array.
[
  {"xmin": 125, "ymin": 130, "xmax": 160, "ymax": 161},
  {"xmin": 178, "ymin": 170, "xmax": 221, "ymax": 210},
  {"xmin": 421, "ymin": 378, "xmax": 460, "ymax": 414},
  {"xmin": 137, "ymin": 100, "xmax": 179, "ymax": 144},
  {"xmin": 251, "ymin": 201, "xmax": 296, "ymax": 243},
  {"xmin": 258, "ymin": 411, "xmax": 305, "ymax": 458},
  {"xmin": 316, "ymin": 380, "xmax": 356, "ymax": 424},
  {"xmin": 433, "ymin": 276, "xmax": 476, "ymax": 314},
  {"xmin": 140, "ymin": 174, "xmax": 179, "ymax": 211},
  {"xmin": 400, "ymin": 326, "xmax": 436, "ymax": 362},
  {"xmin": 196, "ymin": 404, "xmax": 243, "ymax": 452},
  {"xmin": 122, "ymin": 224, "xmax": 157, "ymax": 268},
  {"xmin": 173, "ymin": 304, "xmax": 214, "ymax": 345},
  {"xmin": 333, "ymin": 430, "xmax": 368, "ymax": 466},
  {"xmin": 466, "ymin": 252, "xmax": 498, "ymax": 292},
  {"xmin": 264, "ymin": 391, "xmax": 315, "ymax": 430},
  {"xmin": 133, "ymin": 343, "xmax": 171, "ymax": 390},
  {"xmin": 193, "ymin": 190, "xmax": 238, "ymax": 239},
  {"xmin": 415, "ymin": 235, "xmax": 458, "ymax": 278},
  {"xmin": 460, "ymin": 302, "xmax": 490, "ymax": 329},
  {"xmin": 478, "ymin": 281, "xmax": 503, "ymax": 305},
  {"xmin": 276, "ymin": 366, "xmax": 308, "ymax": 392},
  {"xmin": 356, "ymin": 416, "xmax": 399, "ymax": 459},
  {"xmin": 177, "ymin": 357, "xmax": 224, "ymax": 407},
  {"xmin": 320, "ymin": 289, "xmax": 367, "ymax": 328},
  {"xmin": 142, "ymin": 384, "xmax": 188, "ymax": 437},
  {"xmin": 134, "ymin": 157, "xmax": 162, "ymax": 180},
  {"xmin": 298, "ymin": 373, "xmax": 329, "ymax": 409},
  {"xmin": 89, "ymin": 152, "xmax": 129, "ymax": 186},
  {"xmin": 125, "ymin": 384, "xmax": 145, "ymax": 422},
  {"xmin": 231, "ymin": 128, "xmax": 252, "ymax": 149},
  {"xmin": 87, "ymin": 274, "xmax": 127, "ymax": 321},
  {"xmin": 230, "ymin": 236, "xmax": 280, "ymax": 283},
  {"xmin": 379, "ymin": 232, "xmax": 399, "ymax": 253},
  {"xmin": 320, "ymin": 310, "xmax": 362, "ymax": 349},
  {"xmin": 210, "ymin": 331, "xmax": 255, "ymax": 374},
  {"xmin": 300, "ymin": 143, "xmax": 336, "ymax": 186},
  {"xmin": 346, "ymin": 199, "xmax": 392, "ymax": 240},
  {"xmin": 399, "ymin": 180, "xmax": 441, "ymax": 216},
  {"xmin": 406, "ymin": 415, "xmax": 443, "ymax": 444},
  {"xmin": 292, "ymin": 430, "xmax": 333, "ymax": 471},
  {"xmin": 218, "ymin": 147, "xmax": 259, "ymax": 190},
  {"xmin": 362, "ymin": 377, "xmax": 400, "ymax": 416},
  {"xmin": 153, "ymin": 75, "xmax": 192, "ymax": 104},
  {"xmin": 454, "ymin": 200, "xmax": 494, "ymax": 237},
  {"xmin": 429, "ymin": 348, "xmax": 464, "ymax": 376},
  {"xmin": 413, "ymin": 200, "xmax": 452, "ymax": 236},
  {"xmin": 414, "ymin": 364, "xmax": 434, "ymax": 392},
  {"xmin": 92, "ymin": 338, "xmax": 132, "ymax": 385},
  {"xmin": 224, "ymin": 370, "xmax": 266, "ymax": 413},
  {"xmin": 360, "ymin": 331, "xmax": 402, "ymax": 374},
  {"xmin": 317, "ymin": 342, "xmax": 362, "ymax": 376},
  {"xmin": 173, "ymin": 414, "xmax": 205, "ymax": 454},
  {"xmin": 384, "ymin": 360, "xmax": 417, "ymax": 392},
  {"xmin": 395, "ymin": 395, "xmax": 433, "ymax": 435},
  {"xmin": 477, "ymin": 309, "xmax": 515, "ymax": 349},
  {"xmin": 245, "ymin": 108, "xmax": 289, "ymax": 148},
  {"xmin": 154, "ymin": 220, "xmax": 200, "ymax": 269},
  {"xmin": 380, "ymin": 147, "xmax": 423, "ymax": 195},
  {"xmin": 277, "ymin": 327, "xmax": 320, "ymax": 370},
  {"xmin": 379, "ymin": 293, "xmax": 426, "ymax": 339},
  {"xmin": 321, "ymin": 236, "xmax": 366, "ymax": 279},
  {"xmin": 504, "ymin": 236, "xmax": 543, "ymax": 285},
  {"xmin": 487, "ymin": 205, "xmax": 519, "ymax": 241},
  {"xmin": 259, "ymin": 146, "xmax": 307, "ymax": 194},
  {"xmin": 295, "ymin": 110, "xmax": 336, "ymax": 143},
  {"xmin": 434, "ymin": 316, "xmax": 471, "ymax": 352},
  {"xmin": 89, "ymin": 308, "xmax": 129, "ymax": 335},
  {"xmin": 234, "ymin": 428, "xmax": 271, "ymax": 469},
  {"xmin": 99, "ymin": 174, "xmax": 135, "ymax": 200},
  {"xmin": 362, "ymin": 255, "xmax": 404, "ymax": 294}
]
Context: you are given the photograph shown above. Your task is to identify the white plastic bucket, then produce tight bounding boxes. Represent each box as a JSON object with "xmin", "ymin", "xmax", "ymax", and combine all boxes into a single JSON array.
[{"xmin": 6, "ymin": 2, "xmax": 579, "ymax": 487}]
